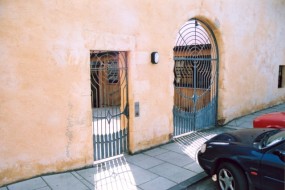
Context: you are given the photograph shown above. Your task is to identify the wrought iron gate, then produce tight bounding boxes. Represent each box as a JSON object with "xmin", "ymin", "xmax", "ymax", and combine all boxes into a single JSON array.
[
  {"xmin": 173, "ymin": 18, "xmax": 219, "ymax": 137},
  {"xmin": 90, "ymin": 51, "xmax": 128, "ymax": 160}
]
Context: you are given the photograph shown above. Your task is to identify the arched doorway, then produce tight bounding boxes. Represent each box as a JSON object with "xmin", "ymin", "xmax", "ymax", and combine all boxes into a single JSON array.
[{"xmin": 173, "ymin": 18, "xmax": 219, "ymax": 137}]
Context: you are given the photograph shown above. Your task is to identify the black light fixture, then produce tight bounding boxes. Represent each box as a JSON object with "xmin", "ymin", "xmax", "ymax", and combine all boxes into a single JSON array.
[{"xmin": 151, "ymin": 52, "xmax": 159, "ymax": 64}]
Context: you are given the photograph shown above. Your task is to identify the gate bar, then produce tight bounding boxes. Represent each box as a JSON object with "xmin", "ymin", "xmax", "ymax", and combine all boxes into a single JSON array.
[{"xmin": 174, "ymin": 57, "xmax": 218, "ymax": 61}]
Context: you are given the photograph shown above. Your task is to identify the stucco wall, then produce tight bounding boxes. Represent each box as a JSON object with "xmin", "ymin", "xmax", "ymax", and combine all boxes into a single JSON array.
[
  {"xmin": 216, "ymin": 0, "xmax": 285, "ymax": 121},
  {"xmin": 0, "ymin": 0, "xmax": 285, "ymax": 186}
]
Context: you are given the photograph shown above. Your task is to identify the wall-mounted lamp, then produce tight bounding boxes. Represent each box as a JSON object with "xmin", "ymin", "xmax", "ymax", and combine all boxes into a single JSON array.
[{"xmin": 151, "ymin": 52, "xmax": 159, "ymax": 64}]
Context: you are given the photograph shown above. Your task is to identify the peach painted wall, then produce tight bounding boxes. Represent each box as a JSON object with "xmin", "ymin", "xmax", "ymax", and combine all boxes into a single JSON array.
[{"xmin": 0, "ymin": 0, "xmax": 285, "ymax": 186}]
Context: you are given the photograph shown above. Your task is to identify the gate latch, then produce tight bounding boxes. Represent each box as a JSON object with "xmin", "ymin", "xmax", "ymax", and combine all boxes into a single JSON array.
[{"xmin": 192, "ymin": 94, "xmax": 197, "ymax": 102}]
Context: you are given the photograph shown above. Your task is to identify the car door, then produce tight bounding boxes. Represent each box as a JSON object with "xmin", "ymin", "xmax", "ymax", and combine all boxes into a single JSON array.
[{"xmin": 260, "ymin": 142, "xmax": 285, "ymax": 190}]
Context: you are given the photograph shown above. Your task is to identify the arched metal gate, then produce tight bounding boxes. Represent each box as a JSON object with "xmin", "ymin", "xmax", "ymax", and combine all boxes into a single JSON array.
[
  {"xmin": 173, "ymin": 18, "xmax": 219, "ymax": 137},
  {"xmin": 90, "ymin": 51, "xmax": 128, "ymax": 160}
]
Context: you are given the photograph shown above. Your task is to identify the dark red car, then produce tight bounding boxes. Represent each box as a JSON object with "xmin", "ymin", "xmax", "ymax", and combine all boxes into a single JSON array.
[{"xmin": 253, "ymin": 112, "xmax": 285, "ymax": 129}]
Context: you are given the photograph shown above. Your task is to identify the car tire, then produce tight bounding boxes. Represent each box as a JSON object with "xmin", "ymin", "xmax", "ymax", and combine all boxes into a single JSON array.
[{"xmin": 217, "ymin": 162, "xmax": 248, "ymax": 190}]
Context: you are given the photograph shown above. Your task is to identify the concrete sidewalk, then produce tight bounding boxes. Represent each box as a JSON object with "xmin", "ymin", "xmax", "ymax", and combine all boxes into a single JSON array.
[{"xmin": 1, "ymin": 103, "xmax": 284, "ymax": 190}]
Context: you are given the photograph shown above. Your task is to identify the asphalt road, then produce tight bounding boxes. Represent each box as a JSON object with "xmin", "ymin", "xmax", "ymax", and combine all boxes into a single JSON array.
[{"xmin": 187, "ymin": 177, "xmax": 219, "ymax": 190}]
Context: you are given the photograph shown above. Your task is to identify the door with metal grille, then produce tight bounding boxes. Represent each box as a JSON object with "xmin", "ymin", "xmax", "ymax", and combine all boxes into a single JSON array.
[
  {"xmin": 173, "ymin": 19, "xmax": 219, "ymax": 137},
  {"xmin": 90, "ymin": 51, "xmax": 128, "ymax": 160}
]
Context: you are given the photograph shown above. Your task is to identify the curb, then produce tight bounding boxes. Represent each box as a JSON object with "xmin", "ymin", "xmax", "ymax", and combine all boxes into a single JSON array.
[{"xmin": 168, "ymin": 172, "xmax": 208, "ymax": 190}]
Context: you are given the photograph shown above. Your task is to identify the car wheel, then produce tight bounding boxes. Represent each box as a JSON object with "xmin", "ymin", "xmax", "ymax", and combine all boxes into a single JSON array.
[{"xmin": 217, "ymin": 163, "xmax": 248, "ymax": 190}]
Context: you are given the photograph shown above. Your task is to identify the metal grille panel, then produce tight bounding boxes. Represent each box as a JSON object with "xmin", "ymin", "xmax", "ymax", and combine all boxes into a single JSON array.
[
  {"xmin": 173, "ymin": 19, "xmax": 219, "ymax": 136},
  {"xmin": 90, "ymin": 51, "xmax": 128, "ymax": 160}
]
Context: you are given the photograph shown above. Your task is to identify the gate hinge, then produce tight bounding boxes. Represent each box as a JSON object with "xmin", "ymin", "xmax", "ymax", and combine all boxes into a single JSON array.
[{"xmin": 123, "ymin": 104, "xmax": 129, "ymax": 117}]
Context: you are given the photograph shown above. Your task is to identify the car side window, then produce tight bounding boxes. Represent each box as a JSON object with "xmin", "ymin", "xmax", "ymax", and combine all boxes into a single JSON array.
[{"xmin": 265, "ymin": 131, "xmax": 285, "ymax": 147}]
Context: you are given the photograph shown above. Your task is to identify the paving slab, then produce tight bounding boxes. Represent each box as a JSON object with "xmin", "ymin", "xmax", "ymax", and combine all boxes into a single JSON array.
[
  {"xmin": 124, "ymin": 163, "xmax": 158, "ymax": 185},
  {"xmin": 238, "ymin": 115, "xmax": 258, "ymax": 122},
  {"xmin": 125, "ymin": 154, "xmax": 153, "ymax": 163},
  {"xmin": 75, "ymin": 167, "xmax": 97, "ymax": 185},
  {"xmin": 7, "ymin": 177, "xmax": 48, "ymax": 190},
  {"xmin": 71, "ymin": 171, "xmax": 94, "ymax": 189},
  {"xmin": 229, "ymin": 118, "xmax": 246, "ymax": 127},
  {"xmin": 78, "ymin": 158, "xmax": 158, "ymax": 187},
  {"xmin": 169, "ymin": 172, "xmax": 208, "ymax": 190},
  {"xmin": 183, "ymin": 162, "xmax": 204, "ymax": 174},
  {"xmin": 149, "ymin": 163, "xmax": 196, "ymax": 183},
  {"xmin": 196, "ymin": 127, "xmax": 234, "ymax": 138},
  {"xmin": 225, "ymin": 119, "xmax": 238, "ymax": 127},
  {"xmin": 175, "ymin": 134, "xmax": 201, "ymax": 147},
  {"xmin": 143, "ymin": 147, "xmax": 169, "ymax": 157},
  {"xmin": 160, "ymin": 143, "xmax": 186, "ymax": 155},
  {"xmin": 37, "ymin": 187, "xmax": 52, "ymax": 190},
  {"xmin": 139, "ymin": 177, "xmax": 176, "ymax": 190},
  {"xmin": 174, "ymin": 134, "xmax": 209, "ymax": 150},
  {"xmin": 275, "ymin": 104, "xmax": 285, "ymax": 110},
  {"xmin": 226, "ymin": 121, "xmax": 253, "ymax": 129},
  {"xmin": 42, "ymin": 173, "xmax": 88, "ymax": 190},
  {"xmin": 155, "ymin": 150, "xmax": 194, "ymax": 167},
  {"xmin": 95, "ymin": 179, "xmax": 140, "ymax": 190},
  {"xmin": 129, "ymin": 155, "xmax": 164, "ymax": 169},
  {"xmin": 267, "ymin": 107, "xmax": 281, "ymax": 112},
  {"xmin": 238, "ymin": 121, "xmax": 253, "ymax": 128},
  {"xmin": 252, "ymin": 109, "xmax": 275, "ymax": 116},
  {"xmin": 96, "ymin": 162, "xmax": 158, "ymax": 187},
  {"xmin": 90, "ymin": 163, "xmax": 140, "ymax": 190}
]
